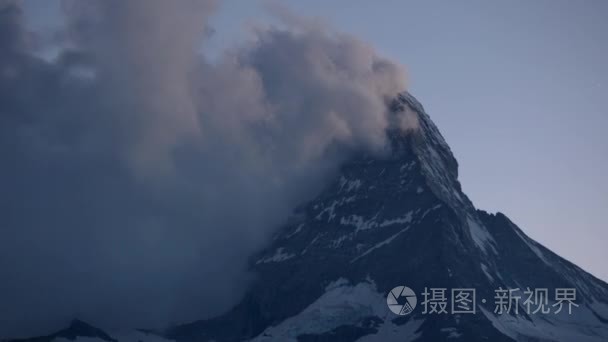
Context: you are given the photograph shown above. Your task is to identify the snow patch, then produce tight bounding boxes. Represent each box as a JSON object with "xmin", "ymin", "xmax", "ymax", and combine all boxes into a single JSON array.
[
  {"xmin": 351, "ymin": 226, "xmax": 411, "ymax": 263},
  {"xmin": 251, "ymin": 279, "xmax": 387, "ymax": 341},
  {"xmin": 340, "ymin": 212, "xmax": 412, "ymax": 233},
  {"xmin": 378, "ymin": 212, "xmax": 413, "ymax": 227},
  {"xmin": 480, "ymin": 306, "xmax": 608, "ymax": 342},
  {"xmin": 418, "ymin": 204, "xmax": 442, "ymax": 221},
  {"xmin": 301, "ymin": 234, "xmax": 322, "ymax": 255},
  {"xmin": 356, "ymin": 319, "xmax": 423, "ymax": 342},
  {"xmin": 467, "ymin": 217, "xmax": 497, "ymax": 255},
  {"xmin": 340, "ymin": 214, "xmax": 378, "ymax": 232},
  {"xmin": 399, "ymin": 161, "xmax": 415, "ymax": 173},
  {"xmin": 285, "ymin": 223, "xmax": 305, "ymax": 239},
  {"xmin": 256, "ymin": 247, "xmax": 295, "ymax": 264},
  {"xmin": 331, "ymin": 234, "xmax": 351, "ymax": 248},
  {"xmin": 338, "ymin": 176, "xmax": 362, "ymax": 193},
  {"xmin": 315, "ymin": 196, "xmax": 356, "ymax": 222},
  {"xmin": 440, "ymin": 327, "xmax": 462, "ymax": 339},
  {"xmin": 481, "ymin": 263, "xmax": 495, "ymax": 283},
  {"xmin": 511, "ymin": 224, "xmax": 551, "ymax": 266}
]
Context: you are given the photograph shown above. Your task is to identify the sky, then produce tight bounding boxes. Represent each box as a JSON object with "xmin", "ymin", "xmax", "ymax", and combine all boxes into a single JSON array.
[
  {"xmin": 205, "ymin": 0, "xmax": 608, "ymax": 282},
  {"xmin": 7, "ymin": 0, "xmax": 608, "ymax": 335},
  {"xmin": 23, "ymin": 0, "xmax": 607, "ymax": 284}
]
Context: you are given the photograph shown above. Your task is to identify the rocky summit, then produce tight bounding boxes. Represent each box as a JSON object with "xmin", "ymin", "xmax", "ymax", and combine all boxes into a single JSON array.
[{"xmin": 166, "ymin": 93, "xmax": 608, "ymax": 341}]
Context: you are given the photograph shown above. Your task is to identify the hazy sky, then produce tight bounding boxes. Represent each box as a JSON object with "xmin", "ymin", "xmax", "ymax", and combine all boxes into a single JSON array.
[
  {"xmin": 20, "ymin": 0, "xmax": 608, "ymax": 287},
  {"xmin": 213, "ymin": 0, "xmax": 608, "ymax": 283}
]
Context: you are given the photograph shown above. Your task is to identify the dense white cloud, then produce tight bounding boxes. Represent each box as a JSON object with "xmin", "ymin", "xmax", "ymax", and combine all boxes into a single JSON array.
[{"xmin": 0, "ymin": 0, "xmax": 409, "ymax": 336}]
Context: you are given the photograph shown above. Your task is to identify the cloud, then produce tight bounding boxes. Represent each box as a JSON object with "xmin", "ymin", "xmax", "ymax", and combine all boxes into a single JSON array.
[{"xmin": 0, "ymin": 0, "xmax": 408, "ymax": 337}]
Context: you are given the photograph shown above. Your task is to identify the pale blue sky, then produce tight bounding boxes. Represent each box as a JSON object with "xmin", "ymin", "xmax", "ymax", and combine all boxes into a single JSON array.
[{"xmin": 22, "ymin": 0, "xmax": 608, "ymax": 281}]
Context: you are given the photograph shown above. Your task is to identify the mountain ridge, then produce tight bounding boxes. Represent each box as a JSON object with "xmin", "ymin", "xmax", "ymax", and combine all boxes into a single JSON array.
[
  {"xmin": 6, "ymin": 92, "xmax": 608, "ymax": 342},
  {"xmin": 164, "ymin": 92, "xmax": 608, "ymax": 341}
]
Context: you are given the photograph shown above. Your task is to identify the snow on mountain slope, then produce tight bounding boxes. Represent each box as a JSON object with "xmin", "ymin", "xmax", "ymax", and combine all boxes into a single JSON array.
[
  {"xmin": 8, "ymin": 93, "xmax": 608, "ymax": 342},
  {"xmin": 250, "ymin": 278, "xmax": 386, "ymax": 341},
  {"xmin": 164, "ymin": 92, "xmax": 608, "ymax": 342}
]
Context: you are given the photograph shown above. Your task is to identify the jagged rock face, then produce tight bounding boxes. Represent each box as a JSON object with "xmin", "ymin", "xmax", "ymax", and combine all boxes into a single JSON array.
[
  {"xmin": 168, "ymin": 93, "xmax": 608, "ymax": 342},
  {"xmin": 8, "ymin": 94, "xmax": 608, "ymax": 342}
]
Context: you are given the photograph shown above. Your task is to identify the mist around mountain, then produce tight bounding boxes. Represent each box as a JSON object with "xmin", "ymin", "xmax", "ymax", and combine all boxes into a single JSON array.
[
  {"xmin": 7, "ymin": 93, "xmax": 608, "ymax": 342},
  {"xmin": 2, "ymin": 1, "xmax": 607, "ymax": 341}
]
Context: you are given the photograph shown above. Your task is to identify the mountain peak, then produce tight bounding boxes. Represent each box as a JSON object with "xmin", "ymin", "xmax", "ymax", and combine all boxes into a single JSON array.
[
  {"xmin": 389, "ymin": 93, "xmax": 468, "ymax": 213},
  {"xmin": 8, "ymin": 94, "xmax": 608, "ymax": 342},
  {"xmin": 165, "ymin": 92, "xmax": 608, "ymax": 341}
]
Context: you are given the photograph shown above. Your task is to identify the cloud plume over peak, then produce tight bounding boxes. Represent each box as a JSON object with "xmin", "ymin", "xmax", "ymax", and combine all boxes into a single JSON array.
[{"xmin": 0, "ymin": 0, "xmax": 408, "ymax": 336}]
